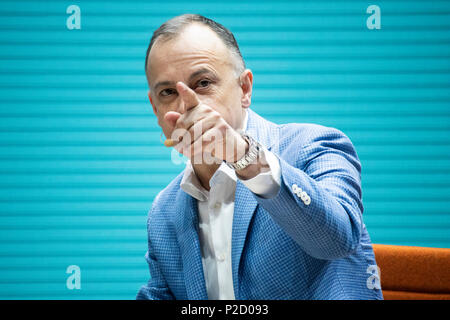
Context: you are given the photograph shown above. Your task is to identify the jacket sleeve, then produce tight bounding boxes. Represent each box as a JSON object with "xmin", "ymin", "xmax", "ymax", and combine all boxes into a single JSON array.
[
  {"xmin": 254, "ymin": 126, "xmax": 364, "ymax": 260},
  {"xmin": 136, "ymin": 207, "xmax": 174, "ymax": 300}
]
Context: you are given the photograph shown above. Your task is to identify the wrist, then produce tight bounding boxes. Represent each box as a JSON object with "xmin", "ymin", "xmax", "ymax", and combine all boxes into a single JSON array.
[
  {"xmin": 226, "ymin": 132, "xmax": 262, "ymax": 172},
  {"xmin": 235, "ymin": 147, "xmax": 271, "ymax": 180},
  {"xmin": 234, "ymin": 135, "xmax": 250, "ymax": 162}
]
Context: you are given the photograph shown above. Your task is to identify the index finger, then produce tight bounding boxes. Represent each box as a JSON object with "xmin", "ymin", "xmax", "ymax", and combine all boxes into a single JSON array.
[{"xmin": 176, "ymin": 81, "xmax": 200, "ymax": 114}]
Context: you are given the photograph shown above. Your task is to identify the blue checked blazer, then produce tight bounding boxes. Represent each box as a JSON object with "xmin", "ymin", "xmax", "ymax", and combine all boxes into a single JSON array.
[{"xmin": 137, "ymin": 109, "xmax": 383, "ymax": 300}]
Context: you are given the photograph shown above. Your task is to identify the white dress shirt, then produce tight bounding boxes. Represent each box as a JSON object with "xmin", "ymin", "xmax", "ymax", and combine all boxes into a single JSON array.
[{"xmin": 179, "ymin": 110, "xmax": 281, "ymax": 300}]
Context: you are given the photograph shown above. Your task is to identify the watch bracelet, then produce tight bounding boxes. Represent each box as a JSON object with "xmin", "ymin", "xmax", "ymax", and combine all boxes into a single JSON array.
[{"xmin": 226, "ymin": 133, "xmax": 261, "ymax": 171}]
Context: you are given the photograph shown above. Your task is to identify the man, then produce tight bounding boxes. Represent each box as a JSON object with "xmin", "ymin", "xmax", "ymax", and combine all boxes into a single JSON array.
[{"xmin": 137, "ymin": 14, "xmax": 383, "ymax": 300}]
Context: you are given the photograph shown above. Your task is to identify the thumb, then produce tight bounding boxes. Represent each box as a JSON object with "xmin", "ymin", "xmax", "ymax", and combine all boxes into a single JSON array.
[
  {"xmin": 164, "ymin": 111, "xmax": 181, "ymax": 130},
  {"xmin": 176, "ymin": 81, "xmax": 200, "ymax": 113}
]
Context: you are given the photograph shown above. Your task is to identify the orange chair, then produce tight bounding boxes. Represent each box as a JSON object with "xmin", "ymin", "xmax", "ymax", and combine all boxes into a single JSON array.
[{"xmin": 372, "ymin": 244, "xmax": 450, "ymax": 299}]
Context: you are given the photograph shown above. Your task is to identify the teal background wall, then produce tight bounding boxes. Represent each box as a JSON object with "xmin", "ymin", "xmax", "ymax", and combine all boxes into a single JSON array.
[{"xmin": 0, "ymin": 0, "xmax": 449, "ymax": 299}]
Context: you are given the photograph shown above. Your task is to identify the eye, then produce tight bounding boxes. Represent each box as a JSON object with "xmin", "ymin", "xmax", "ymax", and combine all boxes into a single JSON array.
[
  {"xmin": 159, "ymin": 88, "xmax": 176, "ymax": 97},
  {"xmin": 197, "ymin": 79, "xmax": 211, "ymax": 89}
]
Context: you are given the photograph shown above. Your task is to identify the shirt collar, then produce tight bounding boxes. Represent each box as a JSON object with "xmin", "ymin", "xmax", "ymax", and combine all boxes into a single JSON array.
[
  {"xmin": 180, "ymin": 160, "xmax": 210, "ymax": 202},
  {"xmin": 180, "ymin": 109, "xmax": 249, "ymax": 202}
]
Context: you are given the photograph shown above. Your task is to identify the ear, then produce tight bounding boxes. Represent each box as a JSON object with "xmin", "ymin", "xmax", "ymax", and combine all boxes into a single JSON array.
[
  {"xmin": 148, "ymin": 90, "xmax": 157, "ymax": 115},
  {"xmin": 239, "ymin": 69, "xmax": 253, "ymax": 108}
]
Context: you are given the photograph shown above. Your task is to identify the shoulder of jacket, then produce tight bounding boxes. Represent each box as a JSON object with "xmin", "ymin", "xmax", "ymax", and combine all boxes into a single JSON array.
[{"xmin": 277, "ymin": 122, "xmax": 347, "ymax": 146}]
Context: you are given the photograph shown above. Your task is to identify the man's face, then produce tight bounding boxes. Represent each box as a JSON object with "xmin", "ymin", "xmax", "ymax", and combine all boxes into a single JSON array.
[{"xmin": 146, "ymin": 23, "xmax": 251, "ymax": 139}]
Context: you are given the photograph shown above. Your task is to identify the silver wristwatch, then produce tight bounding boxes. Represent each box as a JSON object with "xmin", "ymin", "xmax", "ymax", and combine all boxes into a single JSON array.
[{"xmin": 226, "ymin": 133, "xmax": 262, "ymax": 171}]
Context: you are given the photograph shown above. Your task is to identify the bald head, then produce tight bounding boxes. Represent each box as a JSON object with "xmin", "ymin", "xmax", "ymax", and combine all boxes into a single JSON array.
[{"xmin": 145, "ymin": 14, "xmax": 245, "ymax": 84}]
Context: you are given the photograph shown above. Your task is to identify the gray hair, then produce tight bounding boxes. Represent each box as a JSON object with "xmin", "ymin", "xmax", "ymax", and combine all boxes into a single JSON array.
[{"xmin": 145, "ymin": 14, "xmax": 246, "ymax": 81}]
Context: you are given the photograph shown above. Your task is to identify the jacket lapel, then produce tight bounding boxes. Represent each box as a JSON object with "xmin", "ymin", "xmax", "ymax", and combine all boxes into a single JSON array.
[
  {"xmin": 246, "ymin": 109, "xmax": 280, "ymax": 154},
  {"xmin": 170, "ymin": 190, "xmax": 208, "ymax": 300},
  {"xmin": 231, "ymin": 109, "xmax": 280, "ymax": 298},
  {"xmin": 231, "ymin": 180, "xmax": 258, "ymax": 299}
]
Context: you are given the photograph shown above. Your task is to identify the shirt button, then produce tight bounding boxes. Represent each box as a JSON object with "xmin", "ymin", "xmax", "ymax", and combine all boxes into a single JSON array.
[
  {"xmin": 217, "ymin": 253, "xmax": 226, "ymax": 261},
  {"xmin": 214, "ymin": 203, "xmax": 221, "ymax": 209}
]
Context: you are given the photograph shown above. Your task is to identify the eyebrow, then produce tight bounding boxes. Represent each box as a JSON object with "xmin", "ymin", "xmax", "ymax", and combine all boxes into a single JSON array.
[{"xmin": 153, "ymin": 68, "xmax": 216, "ymax": 92}]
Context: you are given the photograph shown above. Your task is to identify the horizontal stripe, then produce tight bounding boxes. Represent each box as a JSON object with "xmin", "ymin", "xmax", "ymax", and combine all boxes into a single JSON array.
[{"xmin": 1, "ymin": 1, "xmax": 449, "ymax": 15}]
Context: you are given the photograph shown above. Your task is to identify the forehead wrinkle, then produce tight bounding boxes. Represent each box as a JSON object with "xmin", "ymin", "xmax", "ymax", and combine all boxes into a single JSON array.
[{"xmin": 164, "ymin": 47, "xmax": 225, "ymax": 65}]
